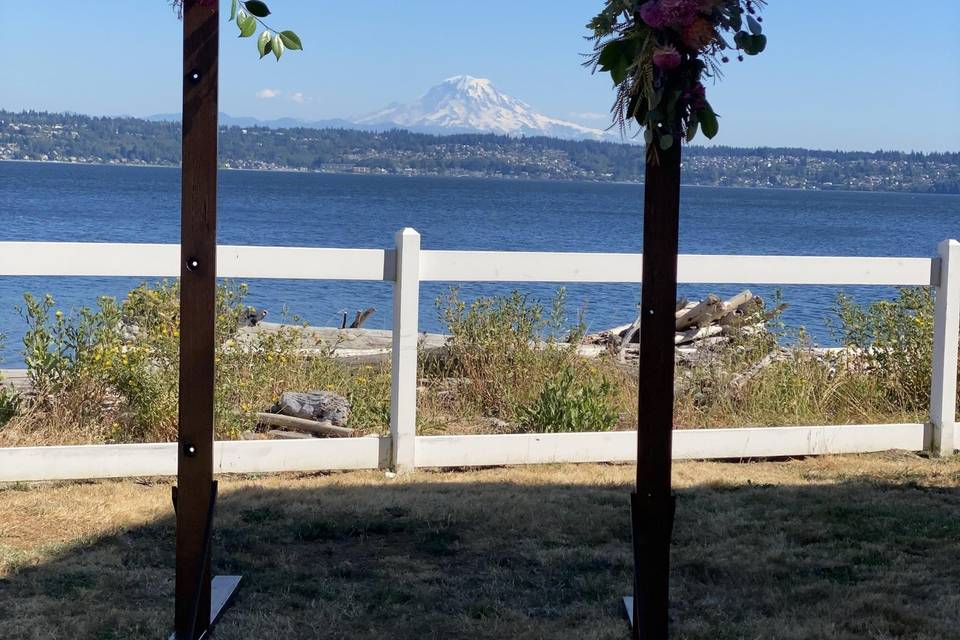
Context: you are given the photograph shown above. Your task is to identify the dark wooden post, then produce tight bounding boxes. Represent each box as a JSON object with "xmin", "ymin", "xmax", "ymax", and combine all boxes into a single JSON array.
[
  {"xmin": 174, "ymin": 2, "xmax": 223, "ymax": 638},
  {"xmin": 632, "ymin": 142, "xmax": 682, "ymax": 639}
]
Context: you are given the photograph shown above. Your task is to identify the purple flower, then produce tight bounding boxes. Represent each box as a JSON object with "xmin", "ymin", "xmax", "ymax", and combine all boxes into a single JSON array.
[
  {"xmin": 652, "ymin": 45, "xmax": 682, "ymax": 70},
  {"xmin": 659, "ymin": 0, "xmax": 700, "ymax": 27},
  {"xmin": 639, "ymin": 1, "xmax": 669, "ymax": 28},
  {"xmin": 683, "ymin": 83, "xmax": 707, "ymax": 110}
]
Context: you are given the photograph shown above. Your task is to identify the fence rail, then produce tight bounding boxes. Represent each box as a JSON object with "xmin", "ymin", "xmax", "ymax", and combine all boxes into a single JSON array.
[{"xmin": 0, "ymin": 231, "xmax": 956, "ymax": 482}]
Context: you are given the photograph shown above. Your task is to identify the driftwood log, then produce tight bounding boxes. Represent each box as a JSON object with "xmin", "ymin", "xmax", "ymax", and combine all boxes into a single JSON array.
[
  {"xmin": 675, "ymin": 294, "xmax": 726, "ymax": 331},
  {"xmin": 350, "ymin": 307, "xmax": 376, "ymax": 329},
  {"xmin": 590, "ymin": 289, "xmax": 768, "ymax": 358},
  {"xmin": 274, "ymin": 390, "xmax": 350, "ymax": 426},
  {"xmin": 257, "ymin": 412, "xmax": 354, "ymax": 437},
  {"xmin": 264, "ymin": 428, "xmax": 314, "ymax": 440}
]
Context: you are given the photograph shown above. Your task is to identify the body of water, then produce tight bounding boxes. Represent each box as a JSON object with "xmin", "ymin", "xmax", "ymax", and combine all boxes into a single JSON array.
[{"xmin": 1, "ymin": 161, "xmax": 959, "ymax": 365}]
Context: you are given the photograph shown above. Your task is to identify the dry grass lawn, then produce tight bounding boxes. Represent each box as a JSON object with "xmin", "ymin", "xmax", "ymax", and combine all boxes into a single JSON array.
[{"xmin": 1, "ymin": 452, "xmax": 959, "ymax": 639}]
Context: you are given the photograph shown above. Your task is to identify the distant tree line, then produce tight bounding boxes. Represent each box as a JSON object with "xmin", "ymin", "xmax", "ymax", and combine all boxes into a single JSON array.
[{"xmin": 2, "ymin": 110, "xmax": 958, "ymax": 194}]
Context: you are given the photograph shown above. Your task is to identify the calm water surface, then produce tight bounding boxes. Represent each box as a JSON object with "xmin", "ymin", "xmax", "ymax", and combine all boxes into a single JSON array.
[{"xmin": 1, "ymin": 161, "xmax": 959, "ymax": 364}]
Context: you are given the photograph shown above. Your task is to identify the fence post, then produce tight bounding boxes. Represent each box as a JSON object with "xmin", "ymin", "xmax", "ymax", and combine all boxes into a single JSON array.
[
  {"xmin": 928, "ymin": 239, "xmax": 960, "ymax": 457},
  {"xmin": 390, "ymin": 228, "xmax": 421, "ymax": 472}
]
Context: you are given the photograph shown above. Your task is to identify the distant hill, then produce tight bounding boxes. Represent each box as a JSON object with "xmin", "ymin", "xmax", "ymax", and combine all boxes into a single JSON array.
[
  {"xmin": 2, "ymin": 110, "xmax": 959, "ymax": 194},
  {"xmin": 145, "ymin": 111, "xmax": 365, "ymax": 131}
]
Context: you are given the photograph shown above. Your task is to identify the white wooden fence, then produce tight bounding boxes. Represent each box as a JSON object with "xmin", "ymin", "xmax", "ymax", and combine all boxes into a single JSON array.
[{"xmin": 0, "ymin": 230, "xmax": 956, "ymax": 482}]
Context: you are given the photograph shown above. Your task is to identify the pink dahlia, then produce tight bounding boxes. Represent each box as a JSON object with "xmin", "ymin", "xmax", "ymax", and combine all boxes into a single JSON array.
[{"xmin": 652, "ymin": 45, "xmax": 682, "ymax": 70}]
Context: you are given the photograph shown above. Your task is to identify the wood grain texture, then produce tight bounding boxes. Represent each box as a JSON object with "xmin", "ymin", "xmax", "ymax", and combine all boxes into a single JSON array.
[
  {"xmin": 634, "ymin": 143, "xmax": 683, "ymax": 639},
  {"xmin": 176, "ymin": 2, "xmax": 219, "ymax": 637}
]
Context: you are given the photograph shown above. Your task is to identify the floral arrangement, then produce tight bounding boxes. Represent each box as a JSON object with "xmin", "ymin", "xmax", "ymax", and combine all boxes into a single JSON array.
[{"xmin": 587, "ymin": 0, "xmax": 768, "ymax": 153}]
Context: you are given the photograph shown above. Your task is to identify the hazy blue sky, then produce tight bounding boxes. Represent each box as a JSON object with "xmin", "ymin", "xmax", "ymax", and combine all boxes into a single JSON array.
[{"xmin": 2, "ymin": 1, "xmax": 958, "ymax": 152}]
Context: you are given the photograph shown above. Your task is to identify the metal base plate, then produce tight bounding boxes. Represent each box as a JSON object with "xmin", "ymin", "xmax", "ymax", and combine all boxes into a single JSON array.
[
  {"xmin": 169, "ymin": 575, "xmax": 242, "ymax": 640},
  {"xmin": 623, "ymin": 596, "xmax": 634, "ymax": 627}
]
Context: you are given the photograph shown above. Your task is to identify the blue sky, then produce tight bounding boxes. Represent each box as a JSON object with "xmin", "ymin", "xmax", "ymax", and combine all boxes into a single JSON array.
[{"xmin": 2, "ymin": 1, "xmax": 958, "ymax": 152}]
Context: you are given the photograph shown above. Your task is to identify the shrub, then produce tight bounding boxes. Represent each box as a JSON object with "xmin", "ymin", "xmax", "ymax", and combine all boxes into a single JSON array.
[
  {"xmin": 431, "ymin": 287, "xmax": 587, "ymax": 421},
  {"xmin": 4, "ymin": 281, "xmax": 391, "ymax": 445},
  {"xmin": 835, "ymin": 287, "xmax": 936, "ymax": 412},
  {"xmin": 519, "ymin": 365, "xmax": 618, "ymax": 433}
]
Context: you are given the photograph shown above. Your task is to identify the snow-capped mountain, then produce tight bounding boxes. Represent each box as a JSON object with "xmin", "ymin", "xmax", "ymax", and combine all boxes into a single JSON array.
[{"xmin": 356, "ymin": 75, "xmax": 614, "ymax": 141}]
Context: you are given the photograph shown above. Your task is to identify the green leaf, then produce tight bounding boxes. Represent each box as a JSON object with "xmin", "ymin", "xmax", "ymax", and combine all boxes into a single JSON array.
[
  {"xmin": 279, "ymin": 30, "xmax": 303, "ymax": 51},
  {"xmin": 728, "ymin": 6, "xmax": 742, "ymax": 31},
  {"xmin": 745, "ymin": 34, "xmax": 767, "ymax": 55},
  {"xmin": 628, "ymin": 92, "xmax": 647, "ymax": 125},
  {"xmin": 699, "ymin": 104, "xmax": 719, "ymax": 139},
  {"xmin": 237, "ymin": 13, "xmax": 256, "ymax": 37},
  {"xmin": 229, "ymin": 0, "xmax": 238, "ymax": 22},
  {"xmin": 643, "ymin": 128, "xmax": 654, "ymax": 145},
  {"xmin": 598, "ymin": 40, "xmax": 631, "ymax": 86},
  {"xmin": 659, "ymin": 134, "xmax": 673, "ymax": 150},
  {"xmin": 271, "ymin": 33, "xmax": 284, "ymax": 60},
  {"xmin": 735, "ymin": 31, "xmax": 767, "ymax": 55},
  {"xmin": 746, "ymin": 15, "xmax": 762, "ymax": 35},
  {"xmin": 243, "ymin": 1, "xmax": 271, "ymax": 18},
  {"xmin": 258, "ymin": 30, "xmax": 272, "ymax": 58},
  {"xmin": 686, "ymin": 118, "xmax": 699, "ymax": 143}
]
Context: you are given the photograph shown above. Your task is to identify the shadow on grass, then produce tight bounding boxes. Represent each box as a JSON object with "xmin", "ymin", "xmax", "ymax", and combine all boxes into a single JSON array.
[{"xmin": 1, "ymin": 471, "xmax": 959, "ymax": 640}]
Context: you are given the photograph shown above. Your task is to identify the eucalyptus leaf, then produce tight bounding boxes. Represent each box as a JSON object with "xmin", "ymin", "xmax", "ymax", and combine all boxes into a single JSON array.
[
  {"xmin": 699, "ymin": 104, "xmax": 719, "ymax": 139},
  {"xmin": 272, "ymin": 33, "xmax": 284, "ymax": 60},
  {"xmin": 243, "ymin": 0, "xmax": 271, "ymax": 18},
  {"xmin": 643, "ymin": 128, "xmax": 654, "ymax": 144},
  {"xmin": 279, "ymin": 30, "xmax": 303, "ymax": 51},
  {"xmin": 744, "ymin": 34, "xmax": 767, "ymax": 55},
  {"xmin": 238, "ymin": 14, "xmax": 257, "ymax": 38},
  {"xmin": 729, "ymin": 7, "xmax": 742, "ymax": 31},
  {"xmin": 258, "ymin": 31, "xmax": 272, "ymax": 58},
  {"xmin": 747, "ymin": 15, "xmax": 762, "ymax": 35},
  {"xmin": 229, "ymin": 0, "xmax": 238, "ymax": 22},
  {"xmin": 659, "ymin": 134, "xmax": 673, "ymax": 150}
]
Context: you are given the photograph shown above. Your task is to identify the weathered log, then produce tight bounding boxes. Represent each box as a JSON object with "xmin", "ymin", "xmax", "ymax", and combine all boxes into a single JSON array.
[
  {"xmin": 274, "ymin": 390, "xmax": 350, "ymax": 426},
  {"xmin": 675, "ymin": 325, "xmax": 723, "ymax": 345},
  {"xmin": 738, "ymin": 296, "xmax": 764, "ymax": 317},
  {"xmin": 257, "ymin": 412, "xmax": 355, "ymax": 437},
  {"xmin": 719, "ymin": 291, "xmax": 756, "ymax": 326},
  {"xmin": 674, "ymin": 301, "xmax": 697, "ymax": 318},
  {"xmin": 349, "ymin": 307, "xmax": 376, "ymax": 329},
  {"xmin": 675, "ymin": 294, "xmax": 725, "ymax": 331},
  {"xmin": 265, "ymin": 429, "xmax": 315, "ymax": 440},
  {"xmin": 619, "ymin": 312, "xmax": 643, "ymax": 348},
  {"xmin": 722, "ymin": 290, "xmax": 753, "ymax": 311}
]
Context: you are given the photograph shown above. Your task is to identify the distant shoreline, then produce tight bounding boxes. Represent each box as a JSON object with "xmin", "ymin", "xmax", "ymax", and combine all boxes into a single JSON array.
[{"xmin": 4, "ymin": 158, "xmax": 957, "ymax": 197}]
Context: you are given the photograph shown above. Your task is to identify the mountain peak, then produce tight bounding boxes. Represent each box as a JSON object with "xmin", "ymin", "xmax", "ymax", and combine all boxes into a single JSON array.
[
  {"xmin": 356, "ymin": 76, "xmax": 614, "ymax": 141},
  {"xmin": 443, "ymin": 74, "xmax": 492, "ymax": 86}
]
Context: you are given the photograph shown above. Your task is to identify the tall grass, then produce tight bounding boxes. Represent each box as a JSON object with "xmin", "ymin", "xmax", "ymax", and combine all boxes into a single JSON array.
[
  {"xmin": 1, "ymin": 282, "xmax": 390, "ymax": 446},
  {"xmin": 0, "ymin": 283, "xmax": 947, "ymax": 446}
]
